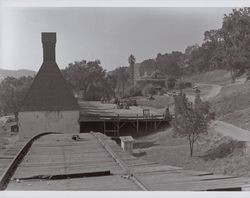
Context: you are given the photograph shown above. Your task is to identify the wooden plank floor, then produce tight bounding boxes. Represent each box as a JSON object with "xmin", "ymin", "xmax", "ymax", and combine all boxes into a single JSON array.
[
  {"xmin": 5, "ymin": 132, "xmax": 250, "ymax": 191},
  {"xmin": 79, "ymin": 101, "xmax": 165, "ymax": 119}
]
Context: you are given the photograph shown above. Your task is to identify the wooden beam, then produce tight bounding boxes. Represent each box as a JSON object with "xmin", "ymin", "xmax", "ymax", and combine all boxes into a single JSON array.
[{"xmin": 136, "ymin": 114, "xmax": 139, "ymax": 133}]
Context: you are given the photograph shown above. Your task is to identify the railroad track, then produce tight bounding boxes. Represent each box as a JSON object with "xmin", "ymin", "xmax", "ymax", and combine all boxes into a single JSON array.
[{"xmin": 0, "ymin": 132, "xmax": 60, "ymax": 190}]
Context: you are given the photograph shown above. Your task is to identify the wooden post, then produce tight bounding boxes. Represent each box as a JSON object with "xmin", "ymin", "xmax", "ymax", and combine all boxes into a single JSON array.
[
  {"xmin": 136, "ymin": 114, "xmax": 139, "ymax": 133},
  {"xmin": 104, "ymin": 120, "xmax": 106, "ymax": 134},
  {"xmin": 117, "ymin": 114, "xmax": 120, "ymax": 137}
]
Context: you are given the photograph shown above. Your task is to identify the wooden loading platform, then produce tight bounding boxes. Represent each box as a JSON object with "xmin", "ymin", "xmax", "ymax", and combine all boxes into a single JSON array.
[{"xmin": 79, "ymin": 101, "xmax": 171, "ymax": 136}]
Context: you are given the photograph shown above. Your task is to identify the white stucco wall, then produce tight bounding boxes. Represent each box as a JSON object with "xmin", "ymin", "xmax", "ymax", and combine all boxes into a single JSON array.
[{"xmin": 18, "ymin": 110, "xmax": 79, "ymax": 138}]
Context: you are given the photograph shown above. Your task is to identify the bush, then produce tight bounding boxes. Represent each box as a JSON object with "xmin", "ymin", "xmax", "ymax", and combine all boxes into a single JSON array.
[
  {"xmin": 129, "ymin": 84, "xmax": 143, "ymax": 96},
  {"xmin": 166, "ymin": 77, "xmax": 176, "ymax": 90},
  {"xmin": 142, "ymin": 84, "xmax": 155, "ymax": 96},
  {"xmin": 175, "ymin": 81, "xmax": 193, "ymax": 89}
]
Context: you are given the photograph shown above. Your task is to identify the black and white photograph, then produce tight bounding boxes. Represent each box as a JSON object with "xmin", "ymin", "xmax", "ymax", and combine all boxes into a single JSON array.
[{"xmin": 1, "ymin": 0, "xmax": 250, "ymax": 195}]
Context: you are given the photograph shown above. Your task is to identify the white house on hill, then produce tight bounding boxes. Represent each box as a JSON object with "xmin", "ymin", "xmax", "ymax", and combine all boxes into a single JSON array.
[{"xmin": 18, "ymin": 32, "xmax": 80, "ymax": 138}]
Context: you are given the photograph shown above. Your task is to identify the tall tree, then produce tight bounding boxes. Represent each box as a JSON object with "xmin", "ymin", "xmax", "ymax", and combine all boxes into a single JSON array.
[
  {"xmin": 128, "ymin": 54, "xmax": 136, "ymax": 84},
  {"xmin": 221, "ymin": 8, "xmax": 250, "ymax": 81},
  {"xmin": 111, "ymin": 66, "xmax": 130, "ymax": 97},
  {"xmin": 62, "ymin": 59, "xmax": 111, "ymax": 100},
  {"xmin": 156, "ymin": 51, "xmax": 183, "ymax": 78}
]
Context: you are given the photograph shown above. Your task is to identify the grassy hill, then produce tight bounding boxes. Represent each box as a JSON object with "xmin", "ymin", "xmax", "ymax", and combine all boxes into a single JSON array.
[
  {"xmin": 134, "ymin": 128, "xmax": 249, "ymax": 177},
  {"xmin": 134, "ymin": 69, "xmax": 250, "ymax": 176},
  {"xmin": 182, "ymin": 69, "xmax": 232, "ymax": 86},
  {"xmin": 183, "ymin": 69, "xmax": 250, "ymax": 130}
]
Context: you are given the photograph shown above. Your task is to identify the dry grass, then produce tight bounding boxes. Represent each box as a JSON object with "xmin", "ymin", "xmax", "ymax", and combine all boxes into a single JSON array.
[
  {"xmin": 183, "ymin": 69, "xmax": 250, "ymax": 131},
  {"xmin": 134, "ymin": 127, "xmax": 250, "ymax": 177},
  {"xmin": 182, "ymin": 69, "xmax": 231, "ymax": 86},
  {"xmin": 220, "ymin": 108, "xmax": 250, "ymax": 130},
  {"xmin": 132, "ymin": 69, "xmax": 250, "ymax": 176},
  {"xmin": 211, "ymin": 82, "xmax": 250, "ymax": 130}
]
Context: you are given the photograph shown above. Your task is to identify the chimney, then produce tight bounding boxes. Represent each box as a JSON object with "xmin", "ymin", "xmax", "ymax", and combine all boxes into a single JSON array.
[{"xmin": 41, "ymin": 32, "xmax": 56, "ymax": 62}]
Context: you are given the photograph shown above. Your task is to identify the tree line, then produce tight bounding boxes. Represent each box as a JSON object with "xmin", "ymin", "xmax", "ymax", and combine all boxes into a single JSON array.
[
  {"xmin": 139, "ymin": 8, "xmax": 250, "ymax": 81},
  {"xmin": 0, "ymin": 56, "xmax": 135, "ymax": 116},
  {"xmin": 1, "ymin": 8, "xmax": 249, "ymax": 117}
]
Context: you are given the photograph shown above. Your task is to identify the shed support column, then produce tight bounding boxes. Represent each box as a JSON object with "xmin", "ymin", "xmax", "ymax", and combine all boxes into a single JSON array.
[
  {"xmin": 136, "ymin": 114, "xmax": 139, "ymax": 133},
  {"xmin": 104, "ymin": 120, "xmax": 106, "ymax": 134},
  {"xmin": 117, "ymin": 115, "xmax": 120, "ymax": 137}
]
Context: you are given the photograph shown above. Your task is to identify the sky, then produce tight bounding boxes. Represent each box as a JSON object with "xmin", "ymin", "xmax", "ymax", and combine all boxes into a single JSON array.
[{"xmin": 0, "ymin": 7, "xmax": 234, "ymax": 71}]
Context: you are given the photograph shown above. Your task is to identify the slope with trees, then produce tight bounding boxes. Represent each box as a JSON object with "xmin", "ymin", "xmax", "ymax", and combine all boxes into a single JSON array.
[{"xmin": 0, "ymin": 76, "xmax": 34, "ymax": 117}]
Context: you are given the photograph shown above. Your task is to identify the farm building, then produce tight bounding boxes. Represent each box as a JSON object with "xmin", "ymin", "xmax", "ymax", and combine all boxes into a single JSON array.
[
  {"xmin": 134, "ymin": 63, "xmax": 167, "ymax": 94},
  {"xmin": 18, "ymin": 33, "xmax": 80, "ymax": 139},
  {"xmin": 135, "ymin": 69, "xmax": 167, "ymax": 87}
]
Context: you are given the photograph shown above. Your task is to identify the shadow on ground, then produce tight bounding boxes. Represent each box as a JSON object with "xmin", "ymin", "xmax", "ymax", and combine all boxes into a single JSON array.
[
  {"xmin": 133, "ymin": 141, "xmax": 158, "ymax": 149},
  {"xmin": 201, "ymin": 139, "xmax": 246, "ymax": 161}
]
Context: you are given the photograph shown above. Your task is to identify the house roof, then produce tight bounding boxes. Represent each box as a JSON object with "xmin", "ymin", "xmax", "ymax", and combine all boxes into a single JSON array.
[
  {"xmin": 149, "ymin": 69, "xmax": 166, "ymax": 79},
  {"xmin": 20, "ymin": 33, "xmax": 79, "ymax": 112}
]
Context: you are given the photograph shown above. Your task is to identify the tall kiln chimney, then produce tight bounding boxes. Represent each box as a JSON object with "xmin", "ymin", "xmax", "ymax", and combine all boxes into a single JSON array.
[{"xmin": 42, "ymin": 32, "xmax": 56, "ymax": 62}]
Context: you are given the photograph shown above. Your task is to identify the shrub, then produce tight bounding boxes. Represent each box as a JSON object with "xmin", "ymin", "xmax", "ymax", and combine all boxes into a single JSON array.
[
  {"xmin": 142, "ymin": 84, "xmax": 155, "ymax": 96},
  {"xmin": 166, "ymin": 77, "xmax": 176, "ymax": 90},
  {"xmin": 129, "ymin": 84, "xmax": 143, "ymax": 96}
]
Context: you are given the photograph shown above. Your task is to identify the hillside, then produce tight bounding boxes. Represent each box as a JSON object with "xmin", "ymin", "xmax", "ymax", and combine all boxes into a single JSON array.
[
  {"xmin": 135, "ymin": 69, "xmax": 250, "ymax": 176},
  {"xmin": 182, "ymin": 69, "xmax": 232, "ymax": 86},
  {"xmin": 183, "ymin": 69, "xmax": 250, "ymax": 130},
  {"xmin": 134, "ymin": 128, "xmax": 249, "ymax": 177},
  {"xmin": 0, "ymin": 68, "xmax": 36, "ymax": 80}
]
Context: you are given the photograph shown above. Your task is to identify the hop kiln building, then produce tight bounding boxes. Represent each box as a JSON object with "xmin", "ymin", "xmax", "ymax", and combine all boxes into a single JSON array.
[{"xmin": 18, "ymin": 32, "xmax": 79, "ymax": 138}]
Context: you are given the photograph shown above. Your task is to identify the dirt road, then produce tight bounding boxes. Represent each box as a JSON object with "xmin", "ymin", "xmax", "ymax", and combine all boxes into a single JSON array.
[
  {"xmin": 194, "ymin": 82, "xmax": 250, "ymax": 142},
  {"xmin": 211, "ymin": 121, "xmax": 250, "ymax": 141},
  {"xmin": 198, "ymin": 83, "xmax": 222, "ymax": 101},
  {"xmin": 187, "ymin": 83, "xmax": 222, "ymax": 102}
]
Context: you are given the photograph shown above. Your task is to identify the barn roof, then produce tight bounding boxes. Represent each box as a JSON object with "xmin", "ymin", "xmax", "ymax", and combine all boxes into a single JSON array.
[
  {"xmin": 20, "ymin": 33, "xmax": 79, "ymax": 112},
  {"xmin": 3, "ymin": 132, "xmax": 250, "ymax": 190}
]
